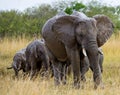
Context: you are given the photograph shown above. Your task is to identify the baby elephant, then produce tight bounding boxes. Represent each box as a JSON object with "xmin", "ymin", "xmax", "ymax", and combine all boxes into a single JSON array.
[
  {"xmin": 25, "ymin": 39, "xmax": 49, "ymax": 79},
  {"xmin": 7, "ymin": 48, "xmax": 26, "ymax": 77}
]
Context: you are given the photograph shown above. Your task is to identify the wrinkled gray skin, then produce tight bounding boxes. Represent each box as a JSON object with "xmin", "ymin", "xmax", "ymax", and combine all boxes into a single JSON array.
[
  {"xmin": 7, "ymin": 48, "xmax": 26, "ymax": 77},
  {"xmin": 25, "ymin": 39, "xmax": 49, "ymax": 79},
  {"xmin": 80, "ymin": 48, "xmax": 104, "ymax": 81},
  {"xmin": 42, "ymin": 11, "xmax": 114, "ymax": 89}
]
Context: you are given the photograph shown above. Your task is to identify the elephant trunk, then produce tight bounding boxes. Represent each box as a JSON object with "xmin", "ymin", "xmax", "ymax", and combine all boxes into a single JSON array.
[{"xmin": 85, "ymin": 40, "xmax": 102, "ymax": 89}]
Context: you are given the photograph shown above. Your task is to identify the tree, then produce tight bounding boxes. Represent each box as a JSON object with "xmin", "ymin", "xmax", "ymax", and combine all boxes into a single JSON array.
[
  {"xmin": 0, "ymin": 4, "xmax": 57, "ymax": 37},
  {"xmin": 53, "ymin": 0, "xmax": 86, "ymax": 14},
  {"xmin": 0, "ymin": 0, "xmax": 120, "ymax": 37}
]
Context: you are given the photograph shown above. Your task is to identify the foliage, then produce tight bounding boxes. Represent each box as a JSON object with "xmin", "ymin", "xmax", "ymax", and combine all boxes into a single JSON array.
[
  {"xmin": 53, "ymin": 0, "xmax": 86, "ymax": 14},
  {"xmin": 54, "ymin": 0, "xmax": 120, "ymax": 33},
  {"xmin": 0, "ymin": 4, "xmax": 57, "ymax": 37},
  {"xmin": 23, "ymin": 4, "xmax": 57, "ymax": 35},
  {"xmin": 0, "ymin": 10, "xmax": 23, "ymax": 36},
  {"xmin": 83, "ymin": 1, "xmax": 120, "ymax": 33},
  {"xmin": 0, "ymin": 0, "xmax": 120, "ymax": 37},
  {"xmin": 64, "ymin": 2, "xmax": 86, "ymax": 14}
]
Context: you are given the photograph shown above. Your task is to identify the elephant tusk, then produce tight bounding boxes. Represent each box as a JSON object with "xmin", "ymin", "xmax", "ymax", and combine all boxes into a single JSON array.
[
  {"xmin": 82, "ymin": 48, "xmax": 87, "ymax": 57},
  {"xmin": 98, "ymin": 50, "xmax": 103, "ymax": 55},
  {"xmin": 98, "ymin": 48, "xmax": 103, "ymax": 55}
]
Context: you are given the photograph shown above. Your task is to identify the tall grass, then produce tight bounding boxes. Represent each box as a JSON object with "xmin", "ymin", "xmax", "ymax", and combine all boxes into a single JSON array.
[
  {"xmin": 102, "ymin": 35, "xmax": 120, "ymax": 64},
  {"xmin": 0, "ymin": 35, "xmax": 120, "ymax": 95}
]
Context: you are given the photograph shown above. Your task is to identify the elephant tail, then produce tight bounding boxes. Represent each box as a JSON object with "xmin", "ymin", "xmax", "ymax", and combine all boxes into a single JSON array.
[{"xmin": 7, "ymin": 66, "xmax": 13, "ymax": 69}]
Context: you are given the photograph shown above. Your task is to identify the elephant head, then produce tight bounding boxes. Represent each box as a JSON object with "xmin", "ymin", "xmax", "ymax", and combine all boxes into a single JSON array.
[
  {"xmin": 42, "ymin": 11, "xmax": 114, "ymax": 89},
  {"xmin": 7, "ymin": 48, "xmax": 26, "ymax": 77}
]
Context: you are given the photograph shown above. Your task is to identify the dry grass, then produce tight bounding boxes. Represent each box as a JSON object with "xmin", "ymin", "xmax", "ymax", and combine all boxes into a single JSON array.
[{"xmin": 0, "ymin": 34, "xmax": 120, "ymax": 95}]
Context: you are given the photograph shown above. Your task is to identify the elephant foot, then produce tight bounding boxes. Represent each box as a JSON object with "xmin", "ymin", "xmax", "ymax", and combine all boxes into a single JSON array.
[
  {"xmin": 73, "ymin": 82, "xmax": 80, "ymax": 89},
  {"xmin": 54, "ymin": 79, "xmax": 60, "ymax": 86},
  {"xmin": 81, "ymin": 75, "xmax": 86, "ymax": 82},
  {"xmin": 94, "ymin": 76, "xmax": 102, "ymax": 89},
  {"xmin": 55, "ymin": 82, "xmax": 60, "ymax": 87},
  {"xmin": 43, "ymin": 71, "xmax": 49, "ymax": 77},
  {"xmin": 62, "ymin": 80, "xmax": 66, "ymax": 85},
  {"xmin": 54, "ymin": 80, "xmax": 66, "ymax": 86},
  {"xmin": 100, "ymin": 82, "xmax": 105, "ymax": 89},
  {"xmin": 29, "ymin": 72, "xmax": 36, "ymax": 80}
]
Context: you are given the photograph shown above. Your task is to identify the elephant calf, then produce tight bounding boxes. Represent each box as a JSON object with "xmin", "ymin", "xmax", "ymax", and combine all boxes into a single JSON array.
[
  {"xmin": 25, "ymin": 39, "xmax": 49, "ymax": 79},
  {"xmin": 7, "ymin": 48, "xmax": 26, "ymax": 77}
]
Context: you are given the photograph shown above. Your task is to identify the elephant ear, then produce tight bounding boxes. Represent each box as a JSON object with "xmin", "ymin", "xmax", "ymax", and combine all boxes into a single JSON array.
[
  {"xmin": 93, "ymin": 15, "xmax": 114, "ymax": 47},
  {"xmin": 52, "ymin": 15, "xmax": 79, "ymax": 45}
]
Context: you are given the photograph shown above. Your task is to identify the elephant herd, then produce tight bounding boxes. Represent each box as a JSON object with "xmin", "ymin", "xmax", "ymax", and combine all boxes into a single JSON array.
[
  {"xmin": 7, "ymin": 39, "xmax": 50, "ymax": 79},
  {"xmin": 7, "ymin": 11, "xmax": 114, "ymax": 89}
]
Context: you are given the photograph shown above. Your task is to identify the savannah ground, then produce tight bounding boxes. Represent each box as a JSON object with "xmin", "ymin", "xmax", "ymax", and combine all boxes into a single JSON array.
[{"xmin": 0, "ymin": 34, "xmax": 120, "ymax": 95}]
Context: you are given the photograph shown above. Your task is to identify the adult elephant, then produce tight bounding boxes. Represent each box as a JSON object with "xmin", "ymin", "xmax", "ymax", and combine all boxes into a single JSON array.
[{"xmin": 41, "ymin": 11, "xmax": 114, "ymax": 89}]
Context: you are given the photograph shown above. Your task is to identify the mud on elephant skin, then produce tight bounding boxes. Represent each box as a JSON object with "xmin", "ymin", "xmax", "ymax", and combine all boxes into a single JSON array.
[
  {"xmin": 7, "ymin": 48, "xmax": 26, "ymax": 77},
  {"xmin": 42, "ymin": 11, "xmax": 114, "ymax": 89},
  {"xmin": 25, "ymin": 39, "xmax": 49, "ymax": 79}
]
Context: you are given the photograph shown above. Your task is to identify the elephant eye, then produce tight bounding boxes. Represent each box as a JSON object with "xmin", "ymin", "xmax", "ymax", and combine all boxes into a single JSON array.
[{"xmin": 80, "ymin": 33, "xmax": 84, "ymax": 37}]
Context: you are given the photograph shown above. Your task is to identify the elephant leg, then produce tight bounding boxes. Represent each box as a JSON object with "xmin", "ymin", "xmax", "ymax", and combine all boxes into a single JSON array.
[
  {"xmin": 41, "ymin": 58, "xmax": 49, "ymax": 71},
  {"xmin": 66, "ymin": 60, "xmax": 71, "ymax": 76},
  {"xmin": 53, "ymin": 62, "xmax": 67, "ymax": 85},
  {"xmin": 30, "ymin": 61, "xmax": 37, "ymax": 80},
  {"xmin": 87, "ymin": 50, "xmax": 102, "ymax": 89},
  {"xmin": 66, "ymin": 65, "xmax": 72, "ymax": 76},
  {"xmin": 13, "ymin": 66, "xmax": 18, "ymax": 78},
  {"xmin": 36, "ymin": 61, "xmax": 41, "ymax": 72},
  {"xmin": 52, "ymin": 60, "xmax": 61, "ymax": 86},
  {"xmin": 80, "ymin": 57, "xmax": 89, "ymax": 82},
  {"xmin": 15, "ymin": 70, "xmax": 18, "ymax": 78},
  {"xmin": 60, "ymin": 63, "xmax": 67, "ymax": 85},
  {"xmin": 41, "ymin": 61, "xmax": 49, "ymax": 77},
  {"xmin": 50, "ymin": 62, "xmax": 54, "ymax": 77},
  {"xmin": 22, "ymin": 68, "xmax": 26, "ymax": 72},
  {"xmin": 66, "ymin": 46, "xmax": 80, "ymax": 89},
  {"xmin": 25, "ymin": 61, "xmax": 31, "ymax": 76}
]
